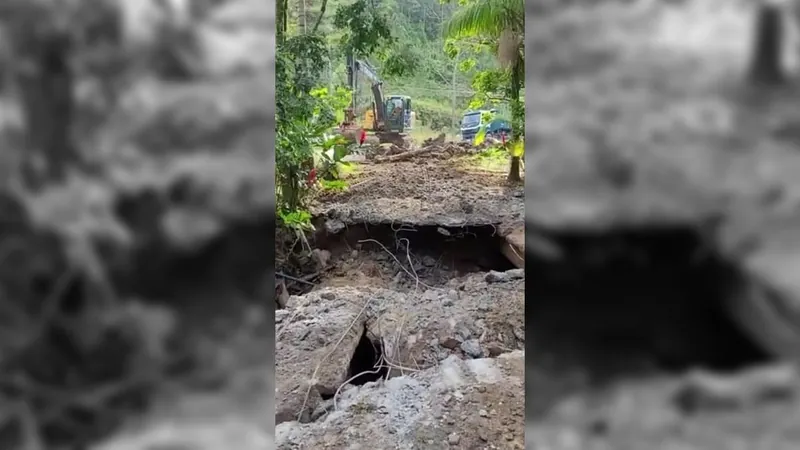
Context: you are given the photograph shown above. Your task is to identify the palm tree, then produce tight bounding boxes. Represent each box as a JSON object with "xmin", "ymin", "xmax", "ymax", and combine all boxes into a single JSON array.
[{"xmin": 445, "ymin": 0, "xmax": 524, "ymax": 182}]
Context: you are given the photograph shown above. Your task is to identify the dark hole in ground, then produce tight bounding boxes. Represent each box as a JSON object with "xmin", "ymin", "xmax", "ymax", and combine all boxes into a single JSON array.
[
  {"xmin": 527, "ymin": 226, "xmax": 771, "ymax": 385},
  {"xmin": 346, "ymin": 327, "xmax": 389, "ymax": 387},
  {"xmin": 114, "ymin": 217, "xmax": 272, "ymax": 302},
  {"xmin": 302, "ymin": 222, "xmax": 516, "ymax": 294}
]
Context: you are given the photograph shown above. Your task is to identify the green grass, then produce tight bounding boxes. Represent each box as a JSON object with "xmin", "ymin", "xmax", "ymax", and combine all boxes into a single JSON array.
[
  {"xmin": 408, "ymin": 125, "xmax": 457, "ymax": 143},
  {"xmin": 465, "ymin": 147, "xmax": 509, "ymax": 173}
]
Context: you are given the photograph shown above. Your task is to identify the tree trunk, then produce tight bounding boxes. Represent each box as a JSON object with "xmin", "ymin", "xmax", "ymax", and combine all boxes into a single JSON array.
[
  {"xmin": 749, "ymin": 3, "xmax": 786, "ymax": 85},
  {"xmin": 312, "ymin": 0, "xmax": 328, "ymax": 33},
  {"xmin": 507, "ymin": 61, "xmax": 523, "ymax": 183},
  {"xmin": 16, "ymin": 27, "xmax": 82, "ymax": 188},
  {"xmin": 508, "ymin": 156, "xmax": 521, "ymax": 183},
  {"xmin": 277, "ymin": 0, "xmax": 288, "ymax": 44}
]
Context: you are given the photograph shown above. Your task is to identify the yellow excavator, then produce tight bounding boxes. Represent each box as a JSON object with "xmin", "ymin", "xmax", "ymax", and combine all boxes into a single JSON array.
[{"xmin": 341, "ymin": 54, "xmax": 414, "ymax": 145}]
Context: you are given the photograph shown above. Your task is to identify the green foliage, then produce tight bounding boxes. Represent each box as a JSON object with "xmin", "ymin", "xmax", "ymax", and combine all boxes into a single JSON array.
[
  {"xmin": 276, "ymin": 0, "xmax": 513, "ymax": 225},
  {"xmin": 276, "ymin": 34, "xmax": 347, "ymax": 215},
  {"xmin": 334, "ymin": 0, "xmax": 393, "ymax": 56},
  {"xmin": 320, "ymin": 179, "xmax": 349, "ymax": 192},
  {"xmin": 444, "ymin": 0, "xmax": 524, "ymax": 39},
  {"xmin": 278, "ymin": 209, "xmax": 315, "ymax": 232},
  {"xmin": 415, "ymin": 99, "xmax": 454, "ymax": 131},
  {"xmin": 380, "ymin": 45, "xmax": 419, "ymax": 78},
  {"xmin": 315, "ymin": 134, "xmax": 353, "ymax": 180}
]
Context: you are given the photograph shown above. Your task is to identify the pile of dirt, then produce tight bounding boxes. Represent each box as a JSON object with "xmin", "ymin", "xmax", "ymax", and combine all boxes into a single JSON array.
[{"xmin": 372, "ymin": 139, "xmax": 474, "ymax": 163}]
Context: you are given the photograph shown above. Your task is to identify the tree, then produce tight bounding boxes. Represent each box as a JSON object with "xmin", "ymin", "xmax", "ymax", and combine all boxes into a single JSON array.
[
  {"xmin": 444, "ymin": 0, "xmax": 524, "ymax": 182},
  {"xmin": 749, "ymin": 3, "xmax": 785, "ymax": 86},
  {"xmin": 1, "ymin": 2, "xmax": 86, "ymax": 187}
]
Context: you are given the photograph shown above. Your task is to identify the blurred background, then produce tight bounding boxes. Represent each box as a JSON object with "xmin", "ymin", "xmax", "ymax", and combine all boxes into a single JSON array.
[
  {"xmin": 526, "ymin": 0, "xmax": 800, "ymax": 448},
  {"xmin": 0, "ymin": 0, "xmax": 273, "ymax": 448}
]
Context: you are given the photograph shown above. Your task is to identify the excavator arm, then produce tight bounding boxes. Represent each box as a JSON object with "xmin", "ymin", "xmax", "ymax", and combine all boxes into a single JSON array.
[{"xmin": 346, "ymin": 53, "xmax": 386, "ymax": 129}]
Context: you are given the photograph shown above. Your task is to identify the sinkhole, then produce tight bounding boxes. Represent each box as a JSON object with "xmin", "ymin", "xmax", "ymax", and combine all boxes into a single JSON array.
[
  {"xmin": 526, "ymin": 225, "xmax": 771, "ymax": 382},
  {"xmin": 314, "ymin": 222, "xmax": 518, "ymax": 283},
  {"xmin": 346, "ymin": 328, "xmax": 389, "ymax": 387}
]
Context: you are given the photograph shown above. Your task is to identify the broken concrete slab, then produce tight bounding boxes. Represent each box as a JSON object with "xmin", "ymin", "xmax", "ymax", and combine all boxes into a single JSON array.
[
  {"xmin": 276, "ymin": 351, "xmax": 524, "ymax": 450},
  {"xmin": 276, "ymin": 288, "xmax": 375, "ymax": 424},
  {"xmin": 502, "ymin": 226, "xmax": 525, "ymax": 268},
  {"xmin": 365, "ymin": 272, "xmax": 523, "ymax": 377}
]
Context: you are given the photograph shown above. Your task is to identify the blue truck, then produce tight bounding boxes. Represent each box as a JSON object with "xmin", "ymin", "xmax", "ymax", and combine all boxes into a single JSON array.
[
  {"xmin": 459, "ymin": 110, "xmax": 485, "ymax": 142},
  {"xmin": 460, "ymin": 109, "xmax": 512, "ymax": 143}
]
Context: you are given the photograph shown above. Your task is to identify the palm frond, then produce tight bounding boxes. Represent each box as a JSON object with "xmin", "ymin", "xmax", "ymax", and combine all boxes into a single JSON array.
[{"xmin": 444, "ymin": 0, "xmax": 524, "ymax": 40}]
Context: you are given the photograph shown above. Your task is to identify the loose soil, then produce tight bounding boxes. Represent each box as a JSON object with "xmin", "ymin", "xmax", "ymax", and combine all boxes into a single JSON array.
[{"xmin": 275, "ymin": 139, "xmax": 526, "ymax": 448}]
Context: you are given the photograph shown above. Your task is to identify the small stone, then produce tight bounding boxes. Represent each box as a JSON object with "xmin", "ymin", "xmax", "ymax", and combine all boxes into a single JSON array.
[
  {"xmin": 350, "ymin": 249, "xmax": 359, "ymax": 259},
  {"xmin": 439, "ymin": 336, "xmax": 461, "ymax": 350},
  {"xmin": 325, "ymin": 219, "xmax": 345, "ymax": 234},
  {"xmin": 485, "ymin": 269, "xmax": 524, "ymax": 283},
  {"xmin": 443, "ymin": 299, "xmax": 453, "ymax": 307},
  {"xmin": 448, "ymin": 433, "xmax": 460, "ymax": 445},
  {"xmin": 422, "ymin": 255, "xmax": 437, "ymax": 266},
  {"xmin": 479, "ymin": 409, "xmax": 489, "ymax": 417},
  {"xmin": 320, "ymin": 292, "xmax": 336, "ymax": 300},
  {"xmin": 447, "ymin": 289, "xmax": 458, "ymax": 299},
  {"xmin": 461, "ymin": 339, "xmax": 483, "ymax": 358},
  {"xmin": 422, "ymin": 290, "xmax": 439, "ymax": 301},
  {"xmin": 485, "ymin": 271, "xmax": 507, "ymax": 283},
  {"xmin": 486, "ymin": 343, "xmax": 506, "ymax": 357},
  {"xmin": 506, "ymin": 268, "xmax": 524, "ymax": 279},
  {"xmin": 455, "ymin": 323, "xmax": 473, "ymax": 340},
  {"xmin": 476, "ymin": 385, "xmax": 487, "ymax": 393}
]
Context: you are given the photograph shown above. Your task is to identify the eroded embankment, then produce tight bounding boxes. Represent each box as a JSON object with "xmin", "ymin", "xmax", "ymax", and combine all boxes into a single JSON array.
[
  {"xmin": 526, "ymin": 225, "xmax": 770, "ymax": 379},
  {"xmin": 275, "ymin": 217, "xmax": 526, "ymax": 428}
]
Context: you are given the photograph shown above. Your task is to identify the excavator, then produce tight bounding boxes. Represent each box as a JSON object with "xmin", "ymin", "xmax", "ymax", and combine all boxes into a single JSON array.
[{"xmin": 341, "ymin": 54, "xmax": 413, "ymax": 145}]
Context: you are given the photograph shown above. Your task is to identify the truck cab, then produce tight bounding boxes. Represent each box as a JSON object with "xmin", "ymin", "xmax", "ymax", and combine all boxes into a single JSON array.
[
  {"xmin": 460, "ymin": 109, "xmax": 490, "ymax": 142},
  {"xmin": 460, "ymin": 110, "xmax": 482, "ymax": 142}
]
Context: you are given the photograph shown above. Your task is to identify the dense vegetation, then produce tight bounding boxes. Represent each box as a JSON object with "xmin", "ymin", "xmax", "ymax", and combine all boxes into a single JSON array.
[{"xmin": 276, "ymin": 0, "xmax": 526, "ymax": 233}]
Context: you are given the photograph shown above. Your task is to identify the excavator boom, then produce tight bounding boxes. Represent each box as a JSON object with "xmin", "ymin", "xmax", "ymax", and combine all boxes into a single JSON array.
[{"xmin": 346, "ymin": 53, "xmax": 387, "ymax": 128}]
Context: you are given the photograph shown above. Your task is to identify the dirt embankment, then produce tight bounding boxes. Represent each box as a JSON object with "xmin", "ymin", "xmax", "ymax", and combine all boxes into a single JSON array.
[{"xmin": 273, "ymin": 137, "xmax": 526, "ymax": 449}]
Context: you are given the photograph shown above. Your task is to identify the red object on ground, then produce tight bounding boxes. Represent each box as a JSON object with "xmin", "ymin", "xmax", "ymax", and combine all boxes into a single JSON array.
[
  {"xmin": 307, "ymin": 167, "xmax": 317, "ymax": 185},
  {"xmin": 501, "ymin": 133, "xmax": 507, "ymax": 145},
  {"xmin": 359, "ymin": 129, "xmax": 367, "ymax": 146}
]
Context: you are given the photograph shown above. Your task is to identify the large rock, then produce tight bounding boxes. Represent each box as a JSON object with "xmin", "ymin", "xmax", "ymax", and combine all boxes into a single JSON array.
[{"xmin": 277, "ymin": 288, "xmax": 375, "ymax": 424}]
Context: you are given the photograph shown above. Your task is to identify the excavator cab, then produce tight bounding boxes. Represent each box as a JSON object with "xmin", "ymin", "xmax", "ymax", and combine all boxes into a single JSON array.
[
  {"xmin": 384, "ymin": 96, "xmax": 406, "ymax": 133},
  {"xmin": 387, "ymin": 95, "xmax": 413, "ymax": 130}
]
